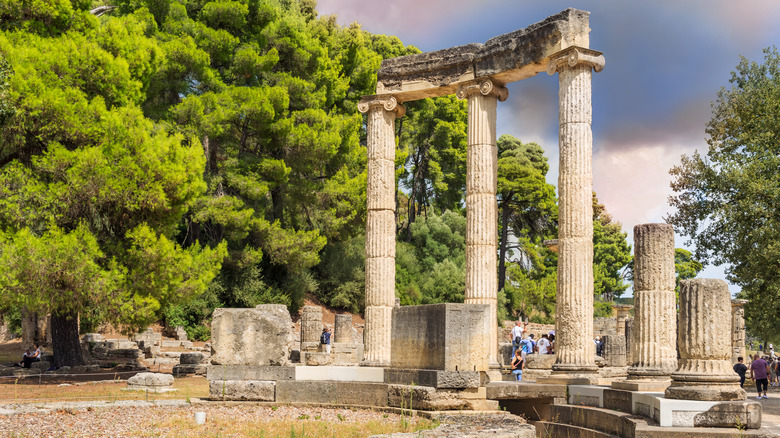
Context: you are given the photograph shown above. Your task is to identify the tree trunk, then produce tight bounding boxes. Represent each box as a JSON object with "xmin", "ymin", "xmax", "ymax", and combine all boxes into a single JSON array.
[
  {"xmin": 51, "ymin": 311, "xmax": 84, "ymax": 367},
  {"xmin": 498, "ymin": 199, "xmax": 511, "ymax": 293}
]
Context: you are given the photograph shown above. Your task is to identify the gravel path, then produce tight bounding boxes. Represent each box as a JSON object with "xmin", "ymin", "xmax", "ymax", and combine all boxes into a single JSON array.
[{"xmin": 0, "ymin": 402, "xmax": 424, "ymax": 437}]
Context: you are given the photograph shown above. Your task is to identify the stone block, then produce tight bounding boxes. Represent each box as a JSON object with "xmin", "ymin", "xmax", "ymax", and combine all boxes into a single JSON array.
[
  {"xmin": 603, "ymin": 388, "xmax": 633, "ymax": 413},
  {"xmin": 161, "ymin": 340, "xmax": 181, "ymax": 348},
  {"xmin": 693, "ymin": 401, "xmax": 762, "ymax": 429},
  {"xmin": 387, "ymin": 385, "xmax": 469, "ymax": 411},
  {"xmin": 207, "ymin": 365, "xmax": 296, "ymax": 382},
  {"xmin": 180, "ymin": 352, "xmax": 209, "ymax": 365},
  {"xmin": 384, "ymin": 369, "xmax": 480, "ymax": 389},
  {"xmin": 211, "ymin": 305, "xmax": 292, "ymax": 366},
  {"xmin": 485, "ymin": 382, "xmax": 566, "ymax": 400},
  {"xmin": 601, "ymin": 335, "xmax": 627, "ymax": 367},
  {"xmin": 275, "ymin": 381, "xmax": 388, "ymax": 406},
  {"xmin": 209, "ymin": 380, "xmax": 275, "ymax": 401},
  {"xmin": 82, "ymin": 333, "xmax": 103, "ymax": 342},
  {"xmin": 127, "ymin": 372, "xmax": 174, "ymax": 387},
  {"xmin": 390, "ymin": 303, "xmax": 490, "ymax": 372},
  {"xmin": 172, "ymin": 364, "xmax": 208, "ymax": 376},
  {"xmin": 294, "ymin": 366, "xmax": 385, "ymax": 382},
  {"xmin": 524, "ymin": 353, "xmax": 556, "ymax": 369},
  {"xmin": 30, "ymin": 361, "xmax": 51, "ymax": 371},
  {"xmin": 305, "ymin": 352, "xmax": 332, "ymax": 366}
]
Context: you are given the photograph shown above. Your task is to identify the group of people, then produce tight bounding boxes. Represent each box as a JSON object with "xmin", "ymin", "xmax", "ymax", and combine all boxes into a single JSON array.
[
  {"xmin": 734, "ymin": 352, "xmax": 780, "ymax": 400},
  {"xmin": 14, "ymin": 344, "xmax": 41, "ymax": 368},
  {"xmin": 509, "ymin": 321, "xmax": 556, "ymax": 381}
]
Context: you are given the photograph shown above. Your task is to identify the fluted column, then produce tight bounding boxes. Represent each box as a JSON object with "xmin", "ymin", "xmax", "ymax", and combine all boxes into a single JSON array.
[
  {"xmin": 456, "ymin": 79, "xmax": 507, "ymax": 370},
  {"xmin": 545, "ymin": 47, "xmax": 604, "ymax": 380},
  {"xmin": 629, "ymin": 224, "xmax": 678, "ymax": 378},
  {"xmin": 358, "ymin": 95, "xmax": 405, "ymax": 367},
  {"xmin": 731, "ymin": 299, "xmax": 747, "ymax": 365},
  {"xmin": 665, "ymin": 279, "xmax": 745, "ymax": 401}
]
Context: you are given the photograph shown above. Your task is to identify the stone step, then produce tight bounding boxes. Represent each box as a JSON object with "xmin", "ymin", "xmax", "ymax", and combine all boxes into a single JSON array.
[
  {"xmin": 534, "ymin": 421, "xmax": 618, "ymax": 438},
  {"xmin": 549, "ymin": 404, "xmax": 649, "ymax": 437}
]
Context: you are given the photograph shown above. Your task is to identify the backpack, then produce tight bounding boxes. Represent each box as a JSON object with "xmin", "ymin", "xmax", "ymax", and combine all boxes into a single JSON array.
[
  {"xmin": 320, "ymin": 332, "xmax": 328, "ymax": 344},
  {"xmin": 520, "ymin": 339, "xmax": 530, "ymax": 353}
]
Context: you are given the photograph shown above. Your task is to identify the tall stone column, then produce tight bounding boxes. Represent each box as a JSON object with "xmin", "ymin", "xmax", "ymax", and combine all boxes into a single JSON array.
[
  {"xmin": 358, "ymin": 96, "xmax": 404, "ymax": 366},
  {"xmin": 456, "ymin": 79, "xmax": 507, "ymax": 373},
  {"xmin": 665, "ymin": 279, "xmax": 745, "ymax": 401},
  {"xmin": 613, "ymin": 223, "xmax": 677, "ymax": 391},
  {"xmin": 731, "ymin": 299, "xmax": 748, "ymax": 364},
  {"xmin": 543, "ymin": 47, "xmax": 604, "ymax": 384}
]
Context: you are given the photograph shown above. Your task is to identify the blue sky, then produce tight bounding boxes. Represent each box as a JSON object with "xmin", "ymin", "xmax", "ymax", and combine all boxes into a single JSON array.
[{"xmin": 317, "ymin": 0, "xmax": 780, "ymax": 295}]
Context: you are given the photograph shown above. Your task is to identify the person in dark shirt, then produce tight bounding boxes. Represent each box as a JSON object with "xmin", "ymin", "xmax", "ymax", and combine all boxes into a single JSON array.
[
  {"xmin": 733, "ymin": 356, "xmax": 748, "ymax": 388},
  {"xmin": 750, "ymin": 354, "xmax": 771, "ymax": 399}
]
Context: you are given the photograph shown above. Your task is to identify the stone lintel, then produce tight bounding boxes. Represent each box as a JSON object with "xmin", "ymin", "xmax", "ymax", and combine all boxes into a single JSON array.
[
  {"xmin": 384, "ymin": 368, "xmax": 480, "ymax": 389},
  {"xmin": 376, "ymin": 8, "xmax": 591, "ymax": 100}
]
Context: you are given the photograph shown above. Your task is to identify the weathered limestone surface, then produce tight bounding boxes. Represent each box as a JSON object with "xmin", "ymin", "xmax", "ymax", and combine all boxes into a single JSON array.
[
  {"xmin": 300, "ymin": 305, "xmax": 322, "ymax": 353},
  {"xmin": 126, "ymin": 372, "xmax": 175, "ymax": 392},
  {"xmin": 665, "ymin": 279, "xmax": 746, "ymax": 401},
  {"xmin": 626, "ymin": 224, "xmax": 677, "ymax": 380},
  {"xmin": 334, "ymin": 314, "xmax": 353, "ymax": 344},
  {"xmin": 358, "ymin": 96, "xmax": 404, "ymax": 367},
  {"xmin": 210, "ymin": 305, "xmax": 292, "ymax": 366},
  {"xmin": 693, "ymin": 401, "xmax": 761, "ymax": 429},
  {"xmin": 209, "ymin": 380, "xmax": 275, "ymax": 401},
  {"xmin": 613, "ymin": 304, "xmax": 632, "ymax": 337},
  {"xmin": 602, "ymin": 335, "xmax": 627, "ymax": 368},
  {"xmin": 545, "ymin": 47, "xmax": 604, "ymax": 381},
  {"xmin": 732, "ymin": 299, "xmax": 748, "ymax": 364},
  {"xmin": 387, "ymin": 385, "xmax": 469, "ymax": 411},
  {"xmin": 375, "ymin": 9, "xmax": 590, "ymax": 100},
  {"xmin": 207, "ymin": 365, "xmax": 296, "ymax": 381},
  {"xmin": 275, "ymin": 381, "xmax": 389, "ymax": 406},
  {"xmin": 456, "ymin": 79, "xmax": 507, "ymax": 371},
  {"xmin": 390, "ymin": 303, "xmax": 489, "ymax": 372},
  {"xmin": 384, "ymin": 369, "xmax": 480, "ymax": 389}
]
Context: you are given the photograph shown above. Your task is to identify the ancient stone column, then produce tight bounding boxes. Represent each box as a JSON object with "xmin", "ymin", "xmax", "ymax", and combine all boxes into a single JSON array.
[
  {"xmin": 300, "ymin": 305, "xmax": 323, "ymax": 353},
  {"xmin": 624, "ymin": 318, "xmax": 634, "ymax": 365},
  {"xmin": 731, "ymin": 299, "xmax": 748, "ymax": 364},
  {"xmin": 614, "ymin": 224, "xmax": 677, "ymax": 391},
  {"xmin": 602, "ymin": 335, "xmax": 627, "ymax": 367},
  {"xmin": 456, "ymin": 79, "xmax": 507, "ymax": 373},
  {"xmin": 613, "ymin": 304, "xmax": 633, "ymax": 337},
  {"xmin": 334, "ymin": 314, "xmax": 353, "ymax": 345},
  {"xmin": 665, "ymin": 279, "xmax": 745, "ymax": 401},
  {"xmin": 358, "ymin": 95, "xmax": 404, "ymax": 366},
  {"xmin": 544, "ymin": 47, "xmax": 604, "ymax": 383}
]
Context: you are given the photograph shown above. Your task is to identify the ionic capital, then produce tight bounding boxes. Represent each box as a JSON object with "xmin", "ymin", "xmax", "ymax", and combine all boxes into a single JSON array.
[
  {"xmin": 547, "ymin": 47, "xmax": 605, "ymax": 75},
  {"xmin": 456, "ymin": 79, "xmax": 508, "ymax": 102},
  {"xmin": 731, "ymin": 299, "xmax": 748, "ymax": 308},
  {"xmin": 358, "ymin": 95, "xmax": 405, "ymax": 117}
]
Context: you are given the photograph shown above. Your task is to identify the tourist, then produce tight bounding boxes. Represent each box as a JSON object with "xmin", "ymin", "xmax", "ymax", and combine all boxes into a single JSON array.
[
  {"xmin": 509, "ymin": 320, "xmax": 525, "ymax": 359},
  {"xmin": 594, "ymin": 336, "xmax": 603, "ymax": 357},
  {"xmin": 733, "ymin": 356, "xmax": 748, "ymax": 388},
  {"xmin": 20, "ymin": 344, "xmax": 40, "ymax": 368},
  {"xmin": 771, "ymin": 357, "xmax": 779, "ymax": 387},
  {"xmin": 749, "ymin": 353, "xmax": 770, "ymax": 399},
  {"xmin": 537, "ymin": 334, "xmax": 551, "ymax": 355},
  {"xmin": 519, "ymin": 334, "xmax": 535, "ymax": 360},
  {"xmin": 511, "ymin": 349, "xmax": 524, "ymax": 381},
  {"xmin": 320, "ymin": 328, "xmax": 332, "ymax": 354},
  {"xmin": 548, "ymin": 333, "xmax": 555, "ymax": 355}
]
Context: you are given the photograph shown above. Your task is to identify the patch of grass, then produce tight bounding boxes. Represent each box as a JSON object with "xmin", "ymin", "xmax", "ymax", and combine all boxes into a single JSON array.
[
  {"xmin": 0, "ymin": 376, "xmax": 209, "ymax": 403},
  {"xmin": 140, "ymin": 411, "xmax": 438, "ymax": 438}
]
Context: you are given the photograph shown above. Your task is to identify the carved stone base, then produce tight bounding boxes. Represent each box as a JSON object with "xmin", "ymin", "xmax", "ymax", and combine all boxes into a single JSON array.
[{"xmin": 665, "ymin": 378, "xmax": 746, "ymax": 401}]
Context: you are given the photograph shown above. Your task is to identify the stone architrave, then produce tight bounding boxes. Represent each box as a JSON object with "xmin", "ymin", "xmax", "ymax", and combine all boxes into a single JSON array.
[
  {"xmin": 358, "ymin": 96, "xmax": 405, "ymax": 367},
  {"xmin": 731, "ymin": 299, "xmax": 748, "ymax": 364},
  {"xmin": 300, "ymin": 306, "xmax": 322, "ymax": 353},
  {"xmin": 665, "ymin": 279, "xmax": 746, "ymax": 401},
  {"xmin": 613, "ymin": 304, "xmax": 633, "ymax": 337},
  {"xmin": 456, "ymin": 78, "xmax": 508, "ymax": 374},
  {"xmin": 542, "ymin": 47, "xmax": 604, "ymax": 384},
  {"xmin": 613, "ymin": 224, "xmax": 677, "ymax": 392}
]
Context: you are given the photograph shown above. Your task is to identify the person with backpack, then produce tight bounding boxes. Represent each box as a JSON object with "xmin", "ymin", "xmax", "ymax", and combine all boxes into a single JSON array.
[
  {"xmin": 519, "ymin": 334, "xmax": 535, "ymax": 360},
  {"xmin": 509, "ymin": 321, "xmax": 525, "ymax": 360},
  {"xmin": 511, "ymin": 349, "xmax": 524, "ymax": 381},
  {"xmin": 320, "ymin": 328, "xmax": 332, "ymax": 353}
]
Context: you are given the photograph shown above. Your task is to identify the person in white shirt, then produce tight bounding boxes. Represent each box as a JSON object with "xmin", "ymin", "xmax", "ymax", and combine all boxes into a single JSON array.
[
  {"xmin": 537, "ymin": 334, "xmax": 551, "ymax": 355},
  {"xmin": 509, "ymin": 321, "xmax": 525, "ymax": 359}
]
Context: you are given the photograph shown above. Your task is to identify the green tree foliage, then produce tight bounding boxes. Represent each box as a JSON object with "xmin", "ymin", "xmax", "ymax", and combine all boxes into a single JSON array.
[
  {"xmin": 592, "ymin": 193, "xmax": 632, "ymax": 310},
  {"xmin": 667, "ymin": 47, "xmax": 780, "ymax": 340},
  {"xmin": 0, "ymin": 55, "xmax": 13, "ymax": 125},
  {"xmin": 0, "ymin": 5, "xmax": 226, "ymax": 364},
  {"xmin": 674, "ymin": 248, "xmax": 703, "ymax": 292},
  {"xmin": 496, "ymin": 134, "xmax": 557, "ymax": 292}
]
